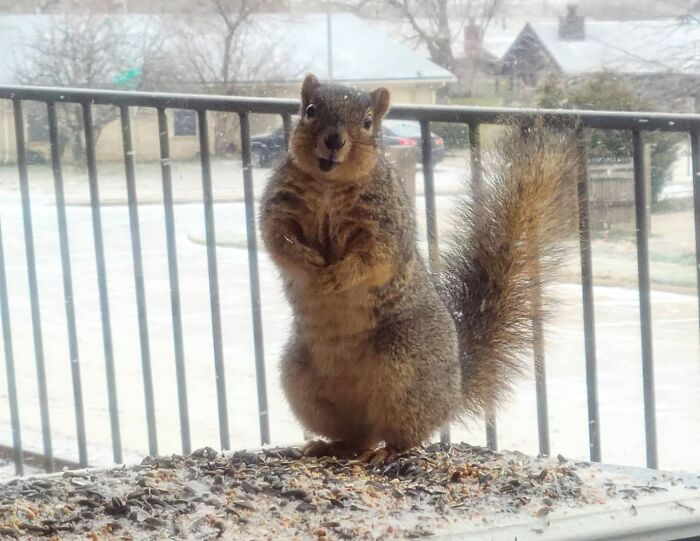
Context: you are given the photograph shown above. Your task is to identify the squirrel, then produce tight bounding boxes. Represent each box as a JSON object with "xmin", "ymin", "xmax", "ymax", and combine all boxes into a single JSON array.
[{"xmin": 259, "ymin": 73, "xmax": 578, "ymax": 459}]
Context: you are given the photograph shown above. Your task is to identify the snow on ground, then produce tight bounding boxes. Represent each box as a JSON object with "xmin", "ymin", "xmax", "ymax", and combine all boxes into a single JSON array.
[{"xmin": 0, "ymin": 157, "xmax": 698, "ymax": 480}]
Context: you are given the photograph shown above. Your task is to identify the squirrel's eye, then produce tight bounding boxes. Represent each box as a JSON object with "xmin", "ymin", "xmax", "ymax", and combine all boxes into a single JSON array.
[
  {"xmin": 363, "ymin": 116, "xmax": 372, "ymax": 129},
  {"xmin": 305, "ymin": 104, "xmax": 316, "ymax": 118}
]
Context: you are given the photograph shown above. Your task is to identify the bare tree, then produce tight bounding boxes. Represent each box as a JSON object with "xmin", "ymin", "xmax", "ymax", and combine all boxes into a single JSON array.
[
  {"xmin": 385, "ymin": 0, "xmax": 507, "ymax": 72},
  {"xmin": 176, "ymin": 0, "xmax": 290, "ymax": 153},
  {"xmin": 178, "ymin": 1, "xmax": 259, "ymax": 94},
  {"xmin": 16, "ymin": 14, "xmax": 171, "ymax": 161}
]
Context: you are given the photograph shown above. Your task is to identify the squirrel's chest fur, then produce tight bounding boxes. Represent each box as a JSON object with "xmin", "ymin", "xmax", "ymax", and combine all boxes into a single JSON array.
[
  {"xmin": 261, "ymin": 160, "xmax": 418, "ymax": 360},
  {"xmin": 294, "ymin": 178, "xmax": 362, "ymax": 265},
  {"xmin": 280, "ymin": 166, "xmax": 386, "ymax": 337}
]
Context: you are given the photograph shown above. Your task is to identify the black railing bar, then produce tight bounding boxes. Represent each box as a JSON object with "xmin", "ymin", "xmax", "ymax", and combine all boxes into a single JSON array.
[
  {"xmin": 82, "ymin": 103, "xmax": 123, "ymax": 464},
  {"xmin": 12, "ymin": 99, "xmax": 53, "ymax": 473},
  {"xmin": 4, "ymin": 85, "xmax": 700, "ymax": 132},
  {"xmin": 485, "ymin": 409, "xmax": 497, "ymax": 451},
  {"xmin": 157, "ymin": 108, "xmax": 192, "ymax": 455},
  {"xmin": 632, "ymin": 130, "xmax": 659, "ymax": 469},
  {"xmin": 469, "ymin": 121, "xmax": 497, "ymax": 450},
  {"xmin": 197, "ymin": 109, "xmax": 230, "ymax": 450},
  {"xmin": 240, "ymin": 112, "xmax": 271, "ymax": 445},
  {"xmin": 282, "ymin": 113, "xmax": 293, "ymax": 151},
  {"xmin": 575, "ymin": 126, "xmax": 602, "ymax": 462},
  {"xmin": 0, "ymin": 220, "xmax": 24, "ymax": 476},
  {"xmin": 0, "ymin": 86, "xmax": 299, "ymax": 114},
  {"xmin": 531, "ymin": 261, "xmax": 550, "ymax": 457},
  {"xmin": 420, "ymin": 121, "xmax": 439, "ymax": 270},
  {"xmin": 120, "ymin": 106, "xmax": 158, "ymax": 456},
  {"xmin": 468, "ymin": 122, "xmax": 482, "ymax": 191},
  {"xmin": 690, "ymin": 130, "xmax": 700, "ymax": 340},
  {"xmin": 47, "ymin": 101, "xmax": 88, "ymax": 468},
  {"xmin": 519, "ymin": 121, "xmax": 550, "ymax": 457},
  {"xmin": 419, "ymin": 120, "xmax": 449, "ymax": 444},
  {"xmin": 279, "ymin": 110, "xmax": 309, "ymax": 459}
]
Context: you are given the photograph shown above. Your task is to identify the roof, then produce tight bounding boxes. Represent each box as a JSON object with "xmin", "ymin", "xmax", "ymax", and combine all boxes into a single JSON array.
[
  {"xmin": 0, "ymin": 13, "xmax": 456, "ymax": 86},
  {"xmin": 505, "ymin": 19, "xmax": 700, "ymax": 75}
]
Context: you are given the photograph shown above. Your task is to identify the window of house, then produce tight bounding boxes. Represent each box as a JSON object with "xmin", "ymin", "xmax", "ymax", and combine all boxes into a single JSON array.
[{"xmin": 173, "ymin": 110, "xmax": 197, "ymax": 136}]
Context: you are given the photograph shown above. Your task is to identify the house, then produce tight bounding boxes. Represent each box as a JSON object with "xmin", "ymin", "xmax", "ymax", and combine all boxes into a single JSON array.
[
  {"xmin": 499, "ymin": 5, "xmax": 700, "ymax": 110},
  {"xmin": 0, "ymin": 12, "xmax": 455, "ymax": 163}
]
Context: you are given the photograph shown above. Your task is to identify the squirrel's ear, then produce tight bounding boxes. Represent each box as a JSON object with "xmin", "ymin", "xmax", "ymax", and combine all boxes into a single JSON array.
[
  {"xmin": 301, "ymin": 73, "xmax": 320, "ymax": 109},
  {"xmin": 370, "ymin": 87, "xmax": 391, "ymax": 119}
]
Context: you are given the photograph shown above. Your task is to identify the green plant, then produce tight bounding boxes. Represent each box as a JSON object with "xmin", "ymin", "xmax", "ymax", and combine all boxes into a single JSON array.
[
  {"xmin": 538, "ymin": 72, "xmax": 681, "ymax": 205},
  {"xmin": 431, "ymin": 122, "xmax": 470, "ymax": 150}
]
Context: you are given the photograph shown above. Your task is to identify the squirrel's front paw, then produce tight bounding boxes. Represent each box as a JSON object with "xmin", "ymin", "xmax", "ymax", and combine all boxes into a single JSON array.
[
  {"xmin": 318, "ymin": 265, "xmax": 351, "ymax": 294},
  {"xmin": 299, "ymin": 245, "xmax": 326, "ymax": 268}
]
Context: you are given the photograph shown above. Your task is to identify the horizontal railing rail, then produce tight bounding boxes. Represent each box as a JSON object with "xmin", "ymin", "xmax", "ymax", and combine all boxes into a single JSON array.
[
  {"xmin": 3, "ymin": 85, "xmax": 700, "ymax": 131},
  {"xmin": 0, "ymin": 84, "xmax": 698, "ymax": 477}
]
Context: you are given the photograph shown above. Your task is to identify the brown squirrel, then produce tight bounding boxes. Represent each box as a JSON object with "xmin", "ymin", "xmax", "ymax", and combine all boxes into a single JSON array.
[{"xmin": 260, "ymin": 74, "xmax": 578, "ymax": 459}]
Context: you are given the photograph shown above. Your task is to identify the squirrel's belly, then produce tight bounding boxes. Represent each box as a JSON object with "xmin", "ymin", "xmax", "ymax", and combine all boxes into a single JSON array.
[{"xmin": 293, "ymin": 291, "xmax": 376, "ymax": 340}]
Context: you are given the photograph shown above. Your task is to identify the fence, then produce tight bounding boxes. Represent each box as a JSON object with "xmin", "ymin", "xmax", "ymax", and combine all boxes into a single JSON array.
[{"xmin": 0, "ymin": 85, "xmax": 699, "ymax": 477}]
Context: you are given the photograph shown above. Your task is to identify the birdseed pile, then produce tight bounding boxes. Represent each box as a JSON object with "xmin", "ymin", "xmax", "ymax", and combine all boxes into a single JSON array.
[{"xmin": 0, "ymin": 443, "xmax": 689, "ymax": 540}]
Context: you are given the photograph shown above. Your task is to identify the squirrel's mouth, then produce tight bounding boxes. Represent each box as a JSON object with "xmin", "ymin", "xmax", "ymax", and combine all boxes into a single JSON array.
[{"xmin": 318, "ymin": 157, "xmax": 337, "ymax": 172}]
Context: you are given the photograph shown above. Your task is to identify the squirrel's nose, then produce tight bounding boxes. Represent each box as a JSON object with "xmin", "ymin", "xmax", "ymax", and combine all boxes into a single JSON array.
[{"xmin": 324, "ymin": 132, "xmax": 346, "ymax": 151}]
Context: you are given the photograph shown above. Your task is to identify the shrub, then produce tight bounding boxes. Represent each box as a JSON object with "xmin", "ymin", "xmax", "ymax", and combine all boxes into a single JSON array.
[
  {"xmin": 538, "ymin": 72, "xmax": 681, "ymax": 205},
  {"xmin": 431, "ymin": 122, "xmax": 470, "ymax": 150}
]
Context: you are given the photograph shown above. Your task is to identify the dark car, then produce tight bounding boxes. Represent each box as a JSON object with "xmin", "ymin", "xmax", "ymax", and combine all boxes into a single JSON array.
[
  {"xmin": 250, "ymin": 127, "xmax": 288, "ymax": 168},
  {"xmin": 250, "ymin": 118, "xmax": 445, "ymax": 168},
  {"xmin": 381, "ymin": 120, "xmax": 445, "ymax": 164}
]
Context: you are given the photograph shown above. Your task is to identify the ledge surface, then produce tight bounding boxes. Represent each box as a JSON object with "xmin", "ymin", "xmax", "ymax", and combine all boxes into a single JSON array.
[{"xmin": 0, "ymin": 443, "xmax": 698, "ymax": 540}]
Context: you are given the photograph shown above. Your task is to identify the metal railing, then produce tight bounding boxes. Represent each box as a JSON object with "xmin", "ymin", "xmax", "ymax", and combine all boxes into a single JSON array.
[{"xmin": 0, "ymin": 85, "xmax": 699, "ymax": 477}]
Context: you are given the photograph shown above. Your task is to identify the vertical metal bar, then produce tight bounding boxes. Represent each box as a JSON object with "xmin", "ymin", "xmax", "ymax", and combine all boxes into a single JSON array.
[
  {"xmin": 48, "ymin": 102, "xmax": 88, "ymax": 467},
  {"xmin": 469, "ymin": 121, "xmax": 497, "ymax": 449},
  {"xmin": 485, "ymin": 411, "xmax": 498, "ymax": 451},
  {"xmin": 240, "ymin": 112, "xmax": 271, "ymax": 445},
  {"xmin": 13, "ymin": 99, "xmax": 53, "ymax": 472},
  {"xmin": 632, "ymin": 130, "xmax": 658, "ymax": 469},
  {"xmin": 690, "ymin": 130, "xmax": 700, "ymax": 338},
  {"xmin": 420, "ymin": 120, "xmax": 449, "ymax": 444},
  {"xmin": 198, "ymin": 109, "xmax": 230, "ymax": 450},
  {"xmin": 420, "ymin": 120, "xmax": 438, "ymax": 269},
  {"xmin": 120, "ymin": 106, "xmax": 157, "ymax": 456},
  {"xmin": 82, "ymin": 103, "xmax": 122, "ymax": 464},
  {"xmin": 0, "ymin": 220, "xmax": 23, "ymax": 476},
  {"xmin": 282, "ymin": 113, "xmax": 292, "ymax": 151},
  {"xmin": 520, "ymin": 122, "xmax": 550, "ymax": 457},
  {"xmin": 531, "ymin": 257, "xmax": 550, "ymax": 457},
  {"xmin": 468, "ymin": 121, "xmax": 482, "ymax": 192},
  {"xmin": 281, "ymin": 111, "xmax": 309, "ymax": 443},
  {"xmin": 158, "ymin": 108, "xmax": 191, "ymax": 455},
  {"xmin": 282, "ymin": 114, "xmax": 308, "ymax": 443},
  {"xmin": 326, "ymin": 0, "xmax": 333, "ymax": 82},
  {"xmin": 575, "ymin": 126, "xmax": 602, "ymax": 462}
]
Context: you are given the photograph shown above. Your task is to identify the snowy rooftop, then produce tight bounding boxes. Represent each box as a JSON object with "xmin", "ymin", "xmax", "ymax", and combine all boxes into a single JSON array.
[
  {"xmin": 0, "ymin": 12, "xmax": 455, "ymax": 86},
  {"xmin": 513, "ymin": 19, "xmax": 700, "ymax": 75}
]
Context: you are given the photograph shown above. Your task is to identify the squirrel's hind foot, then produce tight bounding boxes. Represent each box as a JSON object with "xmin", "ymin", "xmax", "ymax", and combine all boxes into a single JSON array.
[
  {"xmin": 302, "ymin": 439, "xmax": 366, "ymax": 459},
  {"xmin": 354, "ymin": 447, "xmax": 400, "ymax": 466},
  {"xmin": 302, "ymin": 439, "xmax": 407, "ymax": 465}
]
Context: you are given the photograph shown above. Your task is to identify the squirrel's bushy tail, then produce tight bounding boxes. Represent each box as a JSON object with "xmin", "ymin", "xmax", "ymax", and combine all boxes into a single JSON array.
[{"xmin": 440, "ymin": 123, "xmax": 579, "ymax": 415}]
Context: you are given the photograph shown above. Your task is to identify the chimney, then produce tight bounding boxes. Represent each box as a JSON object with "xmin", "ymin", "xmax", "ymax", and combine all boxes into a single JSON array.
[
  {"xmin": 559, "ymin": 4, "xmax": 585, "ymax": 41},
  {"xmin": 464, "ymin": 18, "xmax": 483, "ymax": 55}
]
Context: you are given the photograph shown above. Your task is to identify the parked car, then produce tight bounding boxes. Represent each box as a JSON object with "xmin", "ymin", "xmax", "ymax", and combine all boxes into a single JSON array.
[
  {"xmin": 381, "ymin": 120, "xmax": 445, "ymax": 164},
  {"xmin": 250, "ymin": 127, "xmax": 288, "ymax": 168},
  {"xmin": 250, "ymin": 118, "xmax": 445, "ymax": 168}
]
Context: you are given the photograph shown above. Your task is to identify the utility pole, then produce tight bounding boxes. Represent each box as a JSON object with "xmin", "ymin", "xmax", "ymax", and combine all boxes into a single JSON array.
[{"xmin": 326, "ymin": 0, "xmax": 333, "ymax": 82}]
